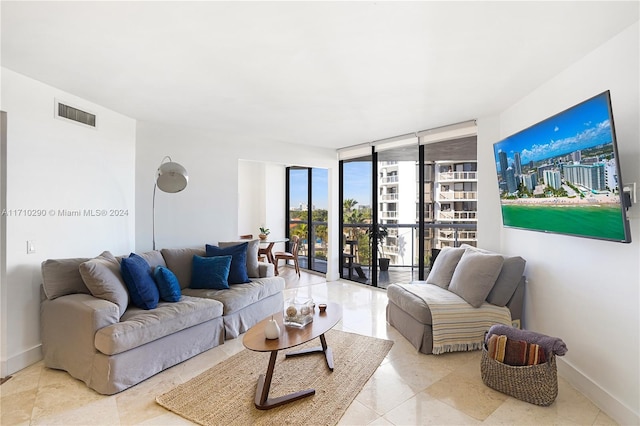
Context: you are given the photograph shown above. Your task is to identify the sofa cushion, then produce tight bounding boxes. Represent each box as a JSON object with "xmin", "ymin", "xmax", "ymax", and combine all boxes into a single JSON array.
[
  {"xmin": 425, "ymin": 247, "xmax": 465, "ymax": 289},
  {"xmin": 154, "ymin": 266, "xmax": 182, "ymax": 302},
  {"xmin": 94, "ymin": 295, "xmax": 224, "ymax": 355},
  {"xmin": 79, "ymin": 251, "xmax": 129, "ymax": 317},
  {"xmin": 41, "ymin": 257, "xmax": 91, "ymax": 300},
  {"xmin": 161, "ymin": 247, "xmax": 206, "ymax": 289},
  {"xmin": 183, "ymin": 276, "xmax": 285, "ymax": 315},
  {"xmin": 219, "ymin": 239, "xmax": 260, "ymax": 278},
  {"xmin": 191, "ymin": 255, "xmax": 232, "ymax": 290},
  {"xmin": 121, "ymin": 253, "xmax": 160, "ymax": 310},
  {"xmin": 386, "ymin": 283, "xmax": 433, "ymax": 325},
  {"xmin": 205, "ymin": 243, "xmax": 250, "ymax": 284},
  {"xmin": 460, "ymin": 244, "xmax": 526, "ymax": 306},
  {"xmin": 448, "ymin": 249, "xmax": 504, "ymax": 308}
]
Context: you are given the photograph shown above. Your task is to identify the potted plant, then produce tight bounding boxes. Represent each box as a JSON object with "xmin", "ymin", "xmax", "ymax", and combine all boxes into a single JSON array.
[
  {"xmin": 367, "ymin": 225, "xmax": 390, "ymax": 271},
  {"xmin": 258, "ymin": 227, "xmax": 270, "ymax": 240}
]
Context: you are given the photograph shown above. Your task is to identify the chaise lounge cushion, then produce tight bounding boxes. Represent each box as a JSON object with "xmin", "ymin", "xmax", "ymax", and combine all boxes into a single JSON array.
[
  {"xmin": 79, "ymin": 251, "xmax": 129, "ymax": 317},
  {"xmin": 94, "ymin": 295, "xmax": 224, "ymax": 355},
  {"xmin": 425, "ymin": 247, "xmax": 466, "ymax": 288},
  {"xmin": 448, "ymin": 248, "xmax": 504, "ymax": 308}
]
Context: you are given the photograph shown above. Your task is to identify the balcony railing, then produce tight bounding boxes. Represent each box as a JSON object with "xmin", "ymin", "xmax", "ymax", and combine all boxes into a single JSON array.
[
  {"xmin": 380, "ymin": 193, "xmax": 399, "ymax": 201},
  {"xmin": 438, "ymin": 191, "xmax": 477, "ymax": 201},
  {"xmin": 438, "ymin": 171, "xmax": 477, "ymax": 181},
  {"xmin": 380, "ymin": 211, "xmax": 398, "ymax": 218},
  {"xmin": 342, "ymin": 222, "xmax": 477, "ymax": 270},
  {"xmin": 437, "ymin": 211, "xmax": 477, "ymax": 221},
  {"xmin": 380, "ymin": 175, "xmax": 399, "ymax": 184}
]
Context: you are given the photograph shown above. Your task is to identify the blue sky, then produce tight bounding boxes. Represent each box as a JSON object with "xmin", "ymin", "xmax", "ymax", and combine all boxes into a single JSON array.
[
  {"xmin": 289, "ymin": 163, "xmax": 372, "ymax": 210},
  {"xmin": 494, "ymin": 92, "xmax": 614, "ymax": 169},
  {"xmin": 343, "ymin": 162, "xmax": 371, "ymax": 206},
  {"xmin": 289, "ymin": 168, "xmax": 329, "ymax": 209}
]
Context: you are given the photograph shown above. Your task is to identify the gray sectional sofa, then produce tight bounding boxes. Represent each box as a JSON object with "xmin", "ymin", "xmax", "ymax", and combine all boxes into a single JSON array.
[{"xmin": 40, "ymin": 242, "xmax": 285, "ymax": 395}]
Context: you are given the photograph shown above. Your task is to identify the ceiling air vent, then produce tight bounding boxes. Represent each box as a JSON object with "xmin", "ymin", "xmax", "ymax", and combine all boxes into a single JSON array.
[{"xmin": 55, "ymin": 100, "xmax": 96, "ymax": 128}]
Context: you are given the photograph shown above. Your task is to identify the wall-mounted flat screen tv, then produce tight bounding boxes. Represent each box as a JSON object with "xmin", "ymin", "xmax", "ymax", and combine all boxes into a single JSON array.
[{"xmin": 493, "ymin": 90, "xmax": 631, "ymax": 243}]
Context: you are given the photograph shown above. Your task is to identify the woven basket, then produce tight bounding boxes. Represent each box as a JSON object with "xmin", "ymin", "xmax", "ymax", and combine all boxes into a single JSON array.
[{"xmin": 481, "ymin": 344, "xmax": 558, "ymax": 406}]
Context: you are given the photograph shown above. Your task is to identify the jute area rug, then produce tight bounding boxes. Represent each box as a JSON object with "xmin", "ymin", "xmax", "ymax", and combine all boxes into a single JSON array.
[{"xmin": 156, "ymin": 329, "xmax": 393, "ymax": 426}]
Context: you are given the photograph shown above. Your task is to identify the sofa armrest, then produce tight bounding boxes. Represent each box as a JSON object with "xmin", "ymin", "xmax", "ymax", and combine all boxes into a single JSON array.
[
  {"xmin": 258, "ymin": 261, "xmax": 275, "ymax": 277},
  {"xmin": 41, "ymin": 293, "xmax": 120, "ymax": 375}
]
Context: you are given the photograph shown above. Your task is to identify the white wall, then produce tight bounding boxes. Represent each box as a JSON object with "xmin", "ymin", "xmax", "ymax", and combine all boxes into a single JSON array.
[
  {"xmin": 477, "ymin": 22, "xmax": 640, "ymax": 424},
  {"xmin": 0, "ymin": 69, "xmax": 136, "ymax": 376},
  {"xmin": 135, "ymin": 122, "xmax": 339, "ymax": 279}
]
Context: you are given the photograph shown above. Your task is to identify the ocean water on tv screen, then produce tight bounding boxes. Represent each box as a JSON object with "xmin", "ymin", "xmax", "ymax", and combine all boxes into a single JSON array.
[{"xmin": 501, "ymin": 204, "xmax": 626, "ymax": 241}]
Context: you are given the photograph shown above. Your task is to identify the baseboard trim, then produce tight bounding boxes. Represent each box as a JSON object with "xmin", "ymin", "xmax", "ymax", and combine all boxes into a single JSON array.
[
  {"xmin": 557, "ymin": 357, "xmax": 639, "ymax": 425},
  {"xmin": 2, "ymin": 344, "xmax": 42, "ymax": 376}
]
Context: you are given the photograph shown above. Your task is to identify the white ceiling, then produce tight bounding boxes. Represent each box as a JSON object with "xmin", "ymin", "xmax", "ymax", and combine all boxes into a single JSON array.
[{"xmin": 1, "ymin": 1, "xmax": 638, "ymax": 149}]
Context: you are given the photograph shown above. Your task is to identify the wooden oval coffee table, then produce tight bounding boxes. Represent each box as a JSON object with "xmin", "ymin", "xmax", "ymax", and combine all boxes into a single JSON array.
[{"xmin": 243, "ymin": 302, "xmax": 342, "ymax": 410}]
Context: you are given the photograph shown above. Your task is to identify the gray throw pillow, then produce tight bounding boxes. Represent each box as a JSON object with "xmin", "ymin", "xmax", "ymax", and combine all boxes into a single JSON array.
[
  {"xmin": 219, "ymin": 239, "xmax": 259, "ymax": 278},
  {"xmin": 486, "ymin": 256, "xmax": 526, "ymax": 306},
  {"xmin": 459, "ymin": 244, "xmax": 526, "ymax": 306},
  {"xmin": 161, "ymin": 247, "xmax": 206, "ymax": 288},
  {"xmin": 79, "ymin": 251, "xmax": 129, "ymax": 317},
  {"xmin": 448, "ymin": 249, "xmax": 504, "ymax": 308},
  {"xmin": 41, "ymin": 257, "xmax": 91, "ymax": 300},
  {"xmin": 425, "ymin": 247, "xmax": 466, "ymax": 289}
]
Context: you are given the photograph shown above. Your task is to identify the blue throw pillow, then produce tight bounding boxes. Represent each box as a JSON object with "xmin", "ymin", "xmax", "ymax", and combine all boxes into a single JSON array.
[
  {"xmin": 205, "ymin": 243, "xmax": 250, "ymax": 284},
  {"xmin": 120, "ymin": 253, "xmax": 159, "ymax": 310},
  {"xmin": 191, "ymin": 255, "xmax": 232, "ymax": 290},
  {"xmin": 154, "ymin": 266, "xmax": 181, "ymax": 302}
]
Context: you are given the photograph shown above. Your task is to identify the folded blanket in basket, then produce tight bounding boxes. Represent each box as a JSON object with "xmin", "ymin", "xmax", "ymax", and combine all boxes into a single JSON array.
[
  {"xmin": 487, "ymin": 334, "xmax": 547, "ymax": 366},
  {"xmin": 487, "ymin": 324, "xmax": 567, "ymax": 356}
]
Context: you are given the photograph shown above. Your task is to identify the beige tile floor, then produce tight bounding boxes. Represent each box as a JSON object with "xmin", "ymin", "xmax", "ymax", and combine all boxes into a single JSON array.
[{"xmin": 1, "ymin": 268, "xmax": 617, "ymax": 425}]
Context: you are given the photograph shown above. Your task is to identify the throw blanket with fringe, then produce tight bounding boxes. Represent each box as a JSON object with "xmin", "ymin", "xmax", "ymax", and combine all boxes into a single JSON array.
[{"xmin": 398, "ymin": 283, "xmax": 512, "ymax": 354}]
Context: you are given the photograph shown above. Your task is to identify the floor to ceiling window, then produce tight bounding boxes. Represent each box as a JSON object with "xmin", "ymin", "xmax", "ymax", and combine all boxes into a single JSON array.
[
  {"xmin": 287, "ymin": 167, "xmax": 328, "ymax": 273},
  {"xmin": 338, "ymin": 121, "xmax": 478, "ymax": 288}
]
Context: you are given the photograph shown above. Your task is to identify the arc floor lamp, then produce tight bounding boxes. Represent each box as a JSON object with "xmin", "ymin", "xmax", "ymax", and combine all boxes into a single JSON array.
[{"xmin": 152, "ymin": 156, "xmax": 188, "ymax": 250}]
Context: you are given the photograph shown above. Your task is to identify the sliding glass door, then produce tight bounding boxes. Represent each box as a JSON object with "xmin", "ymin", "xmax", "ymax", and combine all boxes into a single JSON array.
[{"xmin": 287, "ymin": 167, "xmax": 328, "ymax": 273}]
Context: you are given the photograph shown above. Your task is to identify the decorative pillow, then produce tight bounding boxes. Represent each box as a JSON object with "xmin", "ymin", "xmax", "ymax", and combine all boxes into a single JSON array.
[
  {"xmin": 219, "ymin": 239, "xmax": 259, "ymax": 278},
  {"xmin": 459, "ymin": 244, "xmax": 526, "ymax": 306},
  {"xmin": 425, "ymin": 247, "xmax": 466, "ymax": 289},
  {"xmin": 448, "ymin": 248, "xmax": 504, "ymax": 308},
  {"xmin": 41, "ymin": 257, "xmax": 91, "ymax": 300},
  {"xmin": 205, "ymin": 243, "xmax": 250, "ymax": 284},
  {"xmin": 191, "ymin": 255, "xmax": 232, "ymax": 290},
  {"xmin": 120, "ymin": 253, "xmax": 160, "ymax": 310},
  {"xmin": 79, "ymin": 251, "xmax": 129, "ymax": 317},
  {"xmin": 486, "ymin": 256, "xmax": 526, "ymax": 306},
  {"xmin": 154, "ymin": 266, "xmax": 181, "ymax": 302},
  {"xmin": 161, "ymin": 247, "xmax": 206, "ymax": 289}
]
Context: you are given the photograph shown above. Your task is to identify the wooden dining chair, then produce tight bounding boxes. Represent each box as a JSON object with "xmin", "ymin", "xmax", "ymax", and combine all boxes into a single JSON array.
[
  {"xmin": 273, "ymin": 235, "xmax": 300, "ymax": 276},
  {"xmin": 240, "ymin": 234, "xmax": 253, "ymax": 239}
]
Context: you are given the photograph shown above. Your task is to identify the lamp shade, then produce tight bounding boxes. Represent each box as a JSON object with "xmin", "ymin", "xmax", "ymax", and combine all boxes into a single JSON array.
[{"xmin": 156, "ymin": 161, "xmax": 188, "ymax": 193}]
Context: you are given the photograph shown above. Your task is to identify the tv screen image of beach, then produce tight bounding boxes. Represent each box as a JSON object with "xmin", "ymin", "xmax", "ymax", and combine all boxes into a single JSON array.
[{"xmin": 493, "ymin": 91, "xmax": 631, "ymax": 243}]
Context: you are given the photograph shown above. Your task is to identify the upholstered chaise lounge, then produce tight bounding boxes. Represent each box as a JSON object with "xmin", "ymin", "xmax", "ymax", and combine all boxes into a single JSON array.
[{"xmin": 386, "ymin": 244, "xmax": 526, "ymax": 354}]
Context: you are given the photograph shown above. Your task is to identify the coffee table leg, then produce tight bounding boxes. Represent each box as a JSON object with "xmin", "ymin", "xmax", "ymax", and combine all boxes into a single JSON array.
[
  {"xmin": 254, "ymin": 350, "xmax": 315, "ymax": 410},
  {"xmin": 285, "ymin": 333, "xmax": 334, "ymax": 371}
]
